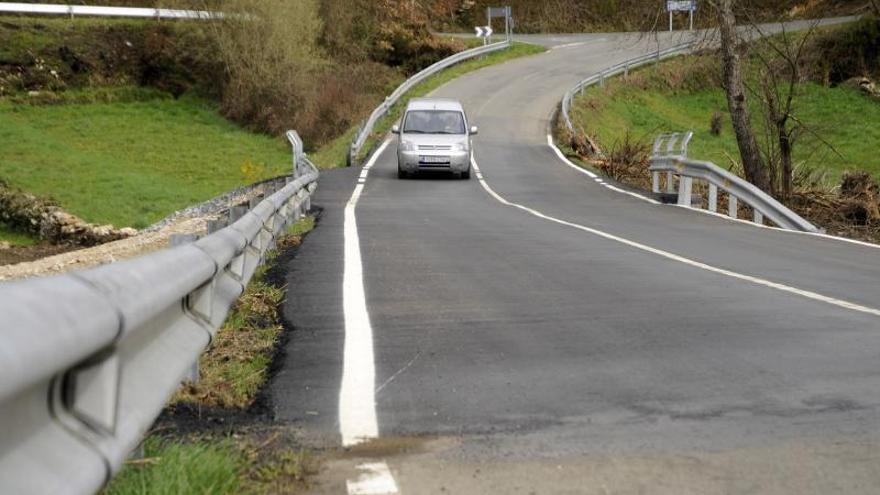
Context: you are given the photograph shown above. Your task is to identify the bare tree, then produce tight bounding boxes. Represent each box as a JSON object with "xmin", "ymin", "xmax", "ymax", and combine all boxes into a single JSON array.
[
  {"xmin": 711, "ymin": 0, "xmax": 771, "ymax": 193},
  {"xmin": 746, "ymin": 22, "xmax": 817, "ymax": 200}
]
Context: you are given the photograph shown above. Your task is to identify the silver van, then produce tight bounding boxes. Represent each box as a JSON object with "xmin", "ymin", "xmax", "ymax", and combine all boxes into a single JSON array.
[{"xmin": 392, "ymin": 98, "xmax": 478, "ymax": 179}]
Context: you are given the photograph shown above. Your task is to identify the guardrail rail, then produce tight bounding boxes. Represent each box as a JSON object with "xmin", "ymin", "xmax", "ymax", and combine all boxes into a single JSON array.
[
  {"xmin": 0, "ymin": 2, "xmax": 221, "ymax": 19},
  {"xmin": 650, "ymin": 132, "xmax": 819, "ymax": 232},
  {"xmin": 0, "ymin": 131, "xmax": 318, "ymax": 495},
  {"xmin": 349, "ymin": 39, "xmax": 512, "ymax": 165}
]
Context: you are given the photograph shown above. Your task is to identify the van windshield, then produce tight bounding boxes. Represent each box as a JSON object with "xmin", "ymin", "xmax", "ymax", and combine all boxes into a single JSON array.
[{"xmin": 403, "ymin": 110, "xmax": 466, "ymax": 135}]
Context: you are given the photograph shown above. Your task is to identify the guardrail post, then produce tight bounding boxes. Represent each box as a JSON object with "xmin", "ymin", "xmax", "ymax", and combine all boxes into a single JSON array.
[
  {"xmin": 754, "ymin": 210, "xmax": 764, "ymax": 225},
  {"xmin": 708, "ymin": 184, "xmax": 718, "ymax": 212},
  {"xmin": 677, "ymin": 176, "xmax": 693, "ymax": 206},
  {"xmin": 729, "ymin": 195, "xmax": 738, "ymax": 219},
  {"xmin": 248, "ymin": 194, "xmax": 263, "ymax": 210},
  {"xmin": 666, "ymin": 171, "xmax": 675, "ymax": 193},
  {"xmin": 229, "ymin": 205, "xmax": 248, "ymax": 222},
  {"xmin": 652, "ymin": 171, "xmax": 660, "ymax": 193},
  {"xmin": 206, "ymin": 219, "xmax": 226, "ymax": 235},
  {"xmin": 170, "ymin": 234, "xmax": 198, "ymax": 246},
  {"xmin": 624, "ymin": 64, "xmax": 629, "ymax": 79}
]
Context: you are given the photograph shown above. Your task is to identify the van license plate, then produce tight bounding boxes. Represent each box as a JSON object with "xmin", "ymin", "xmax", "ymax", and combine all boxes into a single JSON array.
[{"xmin": 420, "ymin": 155, "xmax": 450, "ymax": 164}]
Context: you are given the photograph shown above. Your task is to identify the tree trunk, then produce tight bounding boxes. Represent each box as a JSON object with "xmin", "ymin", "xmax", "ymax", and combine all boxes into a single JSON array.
[
  {"xmin": 778, "ymin": 121, "xmax": 793, "ymax": 199},
  {"xmin": 717, "ymin": 0, "xmax": 770, "ymax": 192}
]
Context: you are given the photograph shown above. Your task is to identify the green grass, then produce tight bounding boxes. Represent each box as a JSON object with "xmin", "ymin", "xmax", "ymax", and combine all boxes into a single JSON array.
[
  {"xmin": 105, "ymin": 435, "xmax": 318, "ymax": 495},
  {"xmin": 0, "ymin": 222, "xmax": 37, "ymax": 246},
  {"xmin": 572, "ymin": 67, "xmax": 880, "ymax": 184},
  {"xmin": 310, "ymin": 41, "xmax": 547, "ymax": 169},
  {"xmin": 0, "ymin": 89, "xmax": 290, "ymax": 229},
  {"xmin": 104, "ymin": 437, "xmax": 245, "ymax": 495}
]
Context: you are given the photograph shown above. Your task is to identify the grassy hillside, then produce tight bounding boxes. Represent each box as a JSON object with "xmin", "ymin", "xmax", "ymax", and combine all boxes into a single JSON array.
[
  {"xmin": 0, "ymin": 89, "xmax": 289, "ymax": 229},
  {"xmin": 569, "ymin": 18, "xmax": 880, "ymax": 185},
  {"xmin": 574, "ymin": 79, "xmax": 880, "ymax": 182}
]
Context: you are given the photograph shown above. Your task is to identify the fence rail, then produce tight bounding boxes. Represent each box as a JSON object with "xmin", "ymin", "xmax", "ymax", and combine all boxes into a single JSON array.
[
  {"xmin": 650, "ymin": 132, "xmax": 819, "ymax": 232},
  {"xmin": 349, "ymin": 39, "xmax": 511, "ymax": 165},
  {"xmin": 0, "ymin": 2, "xmax": 221, "ymax": 19},
  {"xmin": 0, "ymin": 131, "xmax": 318, "ymax": 495}
]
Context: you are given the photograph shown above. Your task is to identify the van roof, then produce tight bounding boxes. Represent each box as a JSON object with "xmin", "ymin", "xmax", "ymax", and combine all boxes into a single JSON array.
[{"xmin": 405, "ymin": 98, "xmax": 464, "ymax": 112}]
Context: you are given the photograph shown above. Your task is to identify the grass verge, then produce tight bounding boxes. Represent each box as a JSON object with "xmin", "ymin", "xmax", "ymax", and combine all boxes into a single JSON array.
[
  {"xmin": 104, "ymin": 435, "xmax": 318, "ymax": 495},
  {"xmin": 0, "ymin": 88, "xmax": 290, "ymax": 229},
  {"xmin": 173, "ymin": 216, "xmax": 315, "ymax": 409},
  {"xmin": 309, "ymin": 41, "xmax": 547, "ymax": 169}
]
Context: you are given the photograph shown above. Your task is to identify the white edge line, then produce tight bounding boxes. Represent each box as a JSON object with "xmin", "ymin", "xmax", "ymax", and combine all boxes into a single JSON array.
[
  {"xmin": 472, "ymin": 156, "xmax": 880, "ymax": 318},
  {"xmin": 347, "ymin": 462, "xmax": 400, "ymax": 495},
  {"xmin": 339, "ymin": 138, "xmax": 391, "ymax": 448},
  {"xmin": 545, "ymin": 133, "xmax": 880, "ymax": 251},
  {"xmin": 546, "ymin": 134, "xmax": 660, "ymax": 205}
]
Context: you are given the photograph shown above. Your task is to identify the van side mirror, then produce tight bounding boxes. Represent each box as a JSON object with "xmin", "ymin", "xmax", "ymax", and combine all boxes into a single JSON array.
[
  {"xmin": 470, "ymin": 126, "xmax": 479, "ymax": 135},
  {"xmin": 392, "ymin": 125, "xmax": 401, "ymax": 135}
]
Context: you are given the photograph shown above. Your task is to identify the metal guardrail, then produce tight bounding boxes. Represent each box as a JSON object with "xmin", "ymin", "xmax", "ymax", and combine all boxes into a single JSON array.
[
  {"xmin": 560, "ymin": 40, "xmax": 696, "ymax": 135},
  {"xmin": 349, "ymin": 39, "xmax": 511, "ymax": 165},
  {"xmin": 0, "ymin": 131, "xmax": 318, "ymax": 494},
  {"xmin": 650, "ymin": 132, "xmax": 819, "ymax": 232},
  {"xmin": 0, "ymin": 2, "xmax": 221, "ymax": 19}
]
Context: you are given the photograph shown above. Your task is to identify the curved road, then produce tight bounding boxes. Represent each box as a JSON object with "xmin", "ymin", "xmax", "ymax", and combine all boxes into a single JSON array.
[{"xmin": 270, "ymin": 28, "xmax": 880, "ymax": 494}]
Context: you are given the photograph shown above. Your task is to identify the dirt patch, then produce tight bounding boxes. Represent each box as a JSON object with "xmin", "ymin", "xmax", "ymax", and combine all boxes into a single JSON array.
[
  {"xmin": 0, "ymin": 242, "xmax": 76, "ymax": 266},
  {"xmin": 0, "ymin": 215, "xmax": 209, "ymax": 281},
  {"xmin": 339, "ymin": 436, "xmax": 436, "ymax": 459}
]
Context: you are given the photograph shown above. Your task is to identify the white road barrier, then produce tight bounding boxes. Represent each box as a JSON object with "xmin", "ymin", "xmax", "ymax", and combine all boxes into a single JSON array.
[{"xmin": 0, "ymin": 2, "xmax": 221, "ymax": 19}]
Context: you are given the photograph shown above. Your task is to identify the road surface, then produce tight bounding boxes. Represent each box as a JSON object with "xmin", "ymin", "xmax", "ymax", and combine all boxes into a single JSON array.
[{"xmin": 269, "ymin": 27, "xmax": 880, "ymax": 494}]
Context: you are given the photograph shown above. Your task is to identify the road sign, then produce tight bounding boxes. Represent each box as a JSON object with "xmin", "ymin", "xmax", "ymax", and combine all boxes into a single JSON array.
[
  {"xmin": 488, "ymin": 6, "xmax": 510, "ymax": 18},
  {"xmin": 667, "ymin": 0, "xmax": 696, "ymax": 31},
  {"xmin": 667, "ymin": 0, "xmax": 696, "ymax": 12},
  {"xmin": 475, "ymin": 26, "xmax": 493, "ymax": 38}
]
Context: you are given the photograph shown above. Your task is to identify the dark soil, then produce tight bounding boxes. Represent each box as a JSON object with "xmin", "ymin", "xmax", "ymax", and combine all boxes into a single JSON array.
[{"xmin": 0, "ymin": 243, "xmax": 77, "ymax": 266}]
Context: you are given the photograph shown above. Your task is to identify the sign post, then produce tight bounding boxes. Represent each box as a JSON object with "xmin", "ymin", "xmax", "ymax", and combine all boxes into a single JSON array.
[
  {"xmin": 486, "ymin": 6, "xmax": 512, "ymax": 44},
  {"xmin": 666, "ymin": 1, "xmax": 696, "ymax": 32}
]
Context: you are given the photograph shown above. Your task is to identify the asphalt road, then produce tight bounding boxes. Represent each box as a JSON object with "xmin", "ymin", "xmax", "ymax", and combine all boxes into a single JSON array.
[{"xmin": 269, "ymin": 27, "xmax": 880, "ymax": 494}]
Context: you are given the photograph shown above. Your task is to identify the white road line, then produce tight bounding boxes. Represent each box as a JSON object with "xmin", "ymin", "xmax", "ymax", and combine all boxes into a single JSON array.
[
  {"xmin": 347, "ymin": 462, "xmax": 400, "ymax": 495},
  {"xmin": 546, "ymin": 134, "xmax": 880, "ymax": 250},
  {"xmin": 546, "ymin": 134, "xmax": 661, "ymax": 205},
  {"xmin": 340, "ymin": 139, "xmax": 391, "ymax": 447},
  {"xmin": 550, "ymin": 38, "xmax": 607, "ymax": 50},
  {"xmin": 471, "ymin": 157, "xmax": 880, "ymax": 318}
]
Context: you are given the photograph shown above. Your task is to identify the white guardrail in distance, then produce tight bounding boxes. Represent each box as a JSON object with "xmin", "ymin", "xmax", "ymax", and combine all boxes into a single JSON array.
[
  {"xmin": 0, "ymin": 2, "xmax": 221, "ymax": 19},
  {"xmin": 649, "ymin": 132, "xmax": 819, "ymax": 232},
  {"xmin": 349, "ymin": 39, "xmax": 512, "ymax": 165},
  {"xmin": 0, "ymin": 131, "xmax": 318, "ymax": 494},
  {"xmin": 560, "ymin": 40, "xmax": 696, "ymax": 135}
]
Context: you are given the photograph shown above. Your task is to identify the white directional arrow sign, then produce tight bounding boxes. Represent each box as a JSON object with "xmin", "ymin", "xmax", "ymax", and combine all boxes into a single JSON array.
[{"xmin": 474, "ymin": 25, "xmax": 493, "ymax": 38}]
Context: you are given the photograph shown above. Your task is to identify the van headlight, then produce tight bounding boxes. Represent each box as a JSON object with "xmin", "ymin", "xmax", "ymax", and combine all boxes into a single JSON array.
[
  {"xmin": 400, "ymin": 140, "xmax": 415, "ymax": 151},
  {"xmin": 453, "ymin": 142, "xmax": 468, "ymax": 152}
]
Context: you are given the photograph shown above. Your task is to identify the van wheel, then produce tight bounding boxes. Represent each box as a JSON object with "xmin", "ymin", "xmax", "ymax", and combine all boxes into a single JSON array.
[
  {"xmin": 398, "ymin": 167, "xmax": 406, "ymax": 179},
  {"xmin": 461, "ymin": 169, "xmax": 471, "ymax": 180}
]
